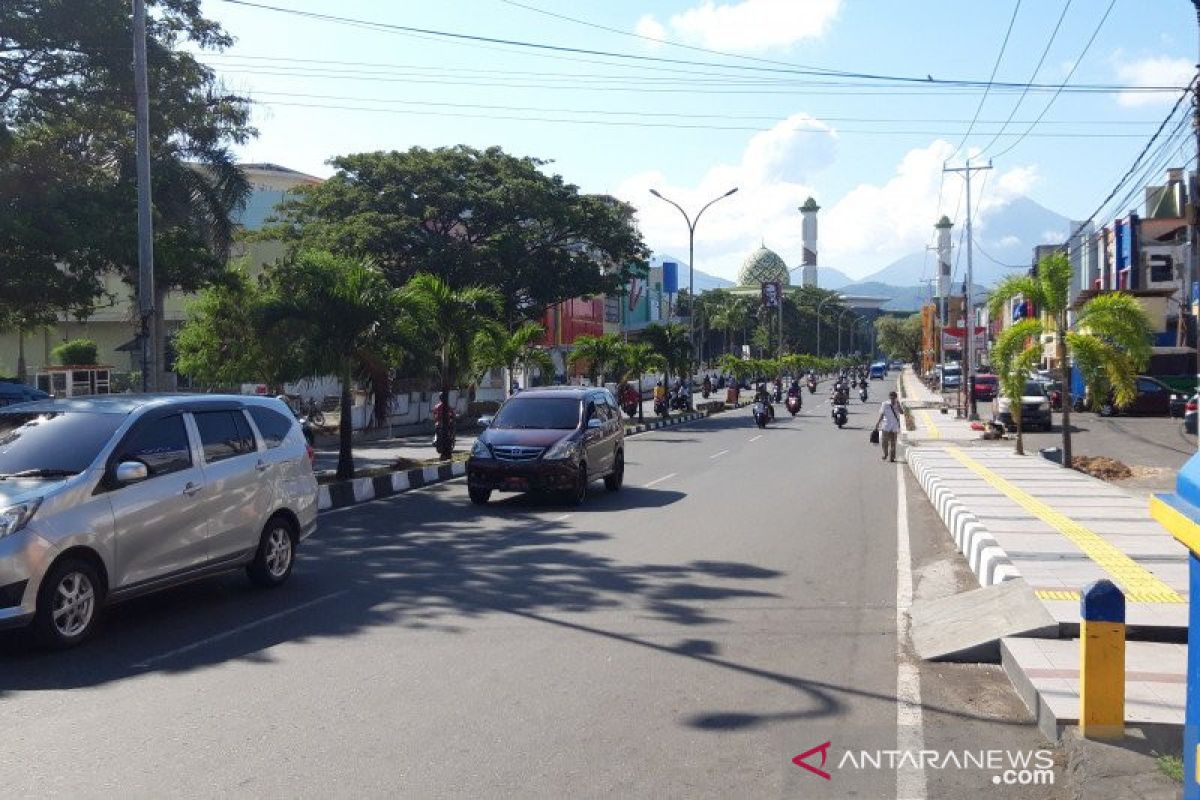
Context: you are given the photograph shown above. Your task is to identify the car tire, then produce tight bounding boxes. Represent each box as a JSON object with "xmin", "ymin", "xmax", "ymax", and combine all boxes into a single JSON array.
[
  {"xmin": 1100, "ymin": 402, "xmax": 1115, "ymax": 417},
  {"xmin": 604, "ymin": 451, "xmax": 624, "ymax": 492},
  {"xmin": 567, "ymin": 464, "xmax": 588, "ymax": 506},
  {"xmin": 469, "ymin": 487, "xmax": 492, "ymax": 505},
  {"xmin": 33, "ymin": 557, "xmax": 103, "ymax": 649},
  {"xmin": 247, "ymin": 516, "xmax": 297, "ymax": 589}
]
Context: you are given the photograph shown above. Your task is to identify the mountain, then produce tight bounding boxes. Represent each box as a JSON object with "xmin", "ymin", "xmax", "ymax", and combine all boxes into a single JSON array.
[
  {"xmin": 839, "ymin": 281, "xmax": 988, "ymax": 313},
  {"xmin": 651, "ymin": 254, "xmax": 734, "ymax": 293},
  {"xmin": 858, "ymin": 196, "xmax": 1072, "ymax": 287},
  {"xmin": 813, "ymin": 267, "xmax": 856, "ymax": 291}
]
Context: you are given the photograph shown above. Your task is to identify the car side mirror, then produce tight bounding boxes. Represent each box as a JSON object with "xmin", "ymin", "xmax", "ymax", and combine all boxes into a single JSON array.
[
  {"xmin": 477, "ymin": 415, "xmax": 493, "ymax": 429},
  {"xmin": 114, "ymin": 461, "xmax": 149, "ymax": 485},
  {"xmin": 587, "ymin": 418, "xmax": 603, "ymax": 429}
]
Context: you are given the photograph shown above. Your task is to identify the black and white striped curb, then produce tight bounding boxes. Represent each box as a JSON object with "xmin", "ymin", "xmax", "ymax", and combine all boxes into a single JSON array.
[
  {"xmin": 315, "ymin": 402, "xmax": 754, "ymax": 513},
  {"xmin": 907, "ymin": 447, "xmax": 1021, "ymax": 588},
  {"xmin": 318, "ymin": 462, "xmax": 466, "ymax": 512}
]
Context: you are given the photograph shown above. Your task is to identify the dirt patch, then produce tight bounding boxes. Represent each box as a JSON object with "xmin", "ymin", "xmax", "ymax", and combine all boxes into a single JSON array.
[{"xmin": 1071, "ymin": 455, "xmax": 1133, "ymax": 481}]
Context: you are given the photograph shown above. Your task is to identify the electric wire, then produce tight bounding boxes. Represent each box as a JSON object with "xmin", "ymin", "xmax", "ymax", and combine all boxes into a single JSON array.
[{"xmin": 949, "ymin": 0, "xmax": 1022, "ymax": 162}]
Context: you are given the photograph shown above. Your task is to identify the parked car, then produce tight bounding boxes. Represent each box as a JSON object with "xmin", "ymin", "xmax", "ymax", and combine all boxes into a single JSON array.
[
  {"xmin": 1184, "ymin": 396, "xmax": 1198, "ymax": 435},
  {"xmin": 1170, "ymin": 392, "xmax": 1194, "ymax": 419},
  {"xmin": 972, "ymin": 373, "xmax": 998, "ymax": 402},
  {"xmin": 1099, "ymin": 376, "xmax": 1174, "ymax": 417},
  {"xmin": 467, "ymin": 386, "xmax": 625, "ymax": 506},
  {"xmin": 993, "ymin": 380, "xmax": 1053, "ymax": 432},
  {"xmin": 940, "ymin": 365, "xmax": 963, "ymax": 390},
  {"xmin": 0, "ymin": 395, "xmax": 318, "ymax": 647},
  {"xmin": 0, "ymin": 381, "xmax": 49, "ymax": 407}
]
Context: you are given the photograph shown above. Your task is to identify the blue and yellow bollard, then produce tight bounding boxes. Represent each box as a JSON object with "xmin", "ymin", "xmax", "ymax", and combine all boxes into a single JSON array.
[
  {"xmin": 1150, "ymin": 453, "xmax": 1200, "ymax": 799},
  {"xmin": 1079, "ymin": 579, "xmax": 1125, "ymax": 740}
]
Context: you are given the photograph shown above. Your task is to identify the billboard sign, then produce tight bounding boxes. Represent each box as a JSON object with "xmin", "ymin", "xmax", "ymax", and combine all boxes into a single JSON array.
[
  {"xmin": 662, "ymin": 262, "xmax": 679, "ymax": 295},
  {"xmin": 761, "ymin": 281, "xmax": 781, "ymax": 308}
]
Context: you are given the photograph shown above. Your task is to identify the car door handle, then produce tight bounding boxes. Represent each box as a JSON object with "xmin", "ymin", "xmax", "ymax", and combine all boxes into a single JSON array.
[
  {"xmin": 255, "ymin": 460, "xmax": 269, "ymax": 473},
  {"xmin": 182, "ymin": 482, "xmax": 201, "ymax": 497}
]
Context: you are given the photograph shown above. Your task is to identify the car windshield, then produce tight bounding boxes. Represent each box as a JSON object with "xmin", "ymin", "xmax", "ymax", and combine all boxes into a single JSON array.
[
  {"xmin": 491, "ymin": 397, "xmax": 581, "ymax": 430},
  {"xmin": 976, "ymin": 376, "xmax": 997, "ymax": 384},
  {"xmin": 943, "ymin": 368, "xmax": 961, "ymax": 377},
  {"xmin": 0, "ymin": 411, "xmax": 125, "ymax": 477},
  {"xmin": 1023, "ymin": 382, "xmax": 1047, "ymax": 397}
]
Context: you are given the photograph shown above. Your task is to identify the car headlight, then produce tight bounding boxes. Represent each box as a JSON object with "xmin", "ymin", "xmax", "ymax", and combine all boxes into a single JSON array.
[
  {"xmin": 0, "ymin": 499, "xmax": 41, "ymax": 538},
  {"xmin": 543, "ymin": 438, "xmax": 580, "ymax": 460},
  {"xmin": 1038, "ymin": 401, "xmax": 1050, "ymax": 411},
  {"xmin": 470, "ymin": 440, "xmax": 491, "ymax": 458}
]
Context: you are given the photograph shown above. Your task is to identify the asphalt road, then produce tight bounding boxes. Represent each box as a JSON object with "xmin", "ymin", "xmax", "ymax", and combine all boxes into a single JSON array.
[{"xmin": 0, "ymin": 388, "xmax": 1059, "ymax": 799}]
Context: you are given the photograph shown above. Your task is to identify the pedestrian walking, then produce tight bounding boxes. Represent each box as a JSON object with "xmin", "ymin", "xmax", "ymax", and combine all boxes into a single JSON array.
[{"xmin": 874, "ymin": 390, "xmax": 902, "ymax": 463}]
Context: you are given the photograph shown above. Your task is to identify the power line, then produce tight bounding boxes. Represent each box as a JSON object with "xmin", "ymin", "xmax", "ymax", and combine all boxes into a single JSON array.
[
  {"xmin": 976, "ymin": 0, "xmax": 1073, "ymax": 157},
  {"xmin": 949, "ymin": 0, "xmax": 1022, "ymax": 161},
  {"xmin": 215, "ymin": 0, "xmax": 1183, "ymax": 93},
  {"xmin": 989, "ymin": 0, "xmax": 1117, "ymax": 160}
]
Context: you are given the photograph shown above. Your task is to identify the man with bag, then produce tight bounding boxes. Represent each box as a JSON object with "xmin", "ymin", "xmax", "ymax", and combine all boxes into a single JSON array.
[{"xmin": 874, "ymin": 390, "xmax": 902, "ymax": 463}]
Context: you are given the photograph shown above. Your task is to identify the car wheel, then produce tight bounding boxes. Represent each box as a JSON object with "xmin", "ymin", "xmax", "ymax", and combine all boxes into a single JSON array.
[
  {"xmin": 34, "ymin": 557, "xmax": 103, "ymax": 649},
  {"xmin": 1100, "ymin": 402, "xmax": 1115, "ymax": 417},
  {"xmin": 604, "ymin": 451, "xmax": 624, "ymax": 492},
  {"xmin": 469, "ymin": 487, "xmax": 492, "ymax": 505},
  {"xmin": 248, "ymin": 516, "xmax": 297, "ymax": 588},
  {"xmin": 567, "ymin": 464, "xmax": 588, "ymax": 506}
]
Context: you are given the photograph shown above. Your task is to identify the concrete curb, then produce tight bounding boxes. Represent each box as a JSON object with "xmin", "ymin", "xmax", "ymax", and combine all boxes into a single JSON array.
[
  {"xmin": 316, "ymin": 403, "xmax": 749, "ymax": 513},
  {"xmin": 906, "ymin": 447, "xmax": 1022, "ymax": 588}
]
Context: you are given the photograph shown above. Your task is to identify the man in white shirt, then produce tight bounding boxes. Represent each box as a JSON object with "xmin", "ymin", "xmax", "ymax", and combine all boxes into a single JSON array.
[{"xmin": 875, "ymin": 390, "xmax": 902, "ymax": 462}]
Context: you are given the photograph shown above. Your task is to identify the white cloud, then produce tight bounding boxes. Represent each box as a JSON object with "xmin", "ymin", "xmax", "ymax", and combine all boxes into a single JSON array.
[
  {"xmin": 633, "ymin": 14, "xmax": 666, "ymax": 44},
  {"xmin": 636, "ymin": 0, "xmax": 841, "ymax": 53},
  {"xmin": 1115, "ymin": 55, "xmax": 1193, "ymax": 107},
  {"xmin": 613, "ymin": 129, "xmax": 1038, "ymax": 283},
  {"xmin": 997, "ymin": 235, "xmax": 1021, "ymax": 248}
]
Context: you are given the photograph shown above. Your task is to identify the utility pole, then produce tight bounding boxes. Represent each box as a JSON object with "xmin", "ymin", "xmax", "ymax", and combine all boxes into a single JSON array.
[
  {"xmin": 133, "ymin": 0, "xmax": 156, "ymax": 392},
  {"xmin": 944, "ymin": 159, "xmax": 992, "ymax": 420},
  {"xmin": 1192, "ymin": 0, "xmax": 1200, "ymax": 450}
]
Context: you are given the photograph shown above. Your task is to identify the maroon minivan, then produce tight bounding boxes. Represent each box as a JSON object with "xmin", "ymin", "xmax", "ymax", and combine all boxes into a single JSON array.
[{"xmin": 467, "ymin": 387, "xmax": 625, "ymax": 505}]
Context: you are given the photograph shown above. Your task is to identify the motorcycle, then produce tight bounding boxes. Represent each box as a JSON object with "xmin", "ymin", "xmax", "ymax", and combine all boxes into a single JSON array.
[
  {"xmin": 831, "ymin": 401, "xmax": 848, "ymax": 428},
  {"xmin": 702, "ymin": 379, "xmax": 712, "ymax": 399},
  {"xmin": 752, "ymin": 401, "xmax": 771, "ymax": 428},
  {"xmin": 670, "ymin": 390, "xmax": 690, "ymax": 411},
  {"xmin": 785, "ymin": 394, "xmax": 801, "ymax": 416},
  {"xmin": 654, "ymin": 397, "xmax": 669, "ymax": 418},
  {"xmin": 859, "ymin": 387, "xmax": 869, "ymax": 403},
  {"xmin": 773, "ymin": 385, "xmax": 783, "ymax": 403},
  {"xmin": 808, "ymin": 379, "xmax": 817, "ymax": 394}
]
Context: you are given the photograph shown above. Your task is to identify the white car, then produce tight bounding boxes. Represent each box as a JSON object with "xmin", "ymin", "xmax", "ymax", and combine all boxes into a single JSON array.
[{"xmin": 993, "ymin": 381, "xmax": 1052, "ymax": 432}]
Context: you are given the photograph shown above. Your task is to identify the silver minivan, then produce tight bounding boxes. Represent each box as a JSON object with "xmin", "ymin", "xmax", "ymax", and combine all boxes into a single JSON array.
[{"xmin": 0, "ymin": 395, "xmax": 318, "ymax": 647}]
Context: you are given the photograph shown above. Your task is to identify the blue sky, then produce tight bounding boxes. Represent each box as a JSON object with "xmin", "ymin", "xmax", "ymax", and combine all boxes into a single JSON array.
[{"xmin": 200, "ymin": 0, "xmax": 1198, "ymax": 281}]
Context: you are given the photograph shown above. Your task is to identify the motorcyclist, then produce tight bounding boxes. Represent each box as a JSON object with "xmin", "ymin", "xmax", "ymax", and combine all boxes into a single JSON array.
[
  {"xmin": 788, "ymin": 379, "xmax": 801, "ymax": 397},
  {"xmin": 702, "ymin": 374, "xmax": 713, "ymax": 397},
  {"xmin": 754, "ymin": 381, "xmax": 775, "ymax": 418}
]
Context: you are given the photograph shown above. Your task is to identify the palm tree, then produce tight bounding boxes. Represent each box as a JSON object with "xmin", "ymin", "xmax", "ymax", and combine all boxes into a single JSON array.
[
  {"xmin": 989, "ymin": 251, "xmax": 1153, "ymax": 465},
  {"xmin": 619, "ymin": 342, "xmax": 665, "ymax": 423},
  {"xmin": 568, "ymin": 333, "xmax": 625, "ymax": 386},
  {"xmin": 258, "ymin": 251, "xmax": 403, "ymax": 480},
  {"xmin": 402, "ymin": 274, "xmax": 503, "ymax": 459},
  {"xmin": 991, "ymin": 320, "xmax": 1043, "ymax": 456},
  {"xmin": 474, "ymin": 321, "xmax": 553, "ymax": 396},
  {"xmin": 642, "ymin": 322, "xmax": 693, "ymax": 389}
]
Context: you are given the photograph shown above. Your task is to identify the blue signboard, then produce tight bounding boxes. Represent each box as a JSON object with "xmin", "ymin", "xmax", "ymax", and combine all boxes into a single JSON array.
[
  {"xmin": 1114, "ymin": 220, "xmax": 1127, "ymax": 272},
  {"xmin": 662, "ymin": 261, "xmax": 678, "ymax": 295}
]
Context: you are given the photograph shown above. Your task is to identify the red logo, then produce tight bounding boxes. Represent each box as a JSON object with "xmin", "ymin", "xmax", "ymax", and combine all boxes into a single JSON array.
[{"xmin": 793, "ymin": 741, "xmax": 832, "ymax": 780}]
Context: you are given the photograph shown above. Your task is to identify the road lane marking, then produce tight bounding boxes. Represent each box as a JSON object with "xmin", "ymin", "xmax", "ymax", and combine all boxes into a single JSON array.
[
  {"xmin": 946, "ymin": 446, "xmax": 1183, "ymax": 604},
  {"xmin": 749, "ymin": 434, "xmax": 762, "ymax": 442},
  {"xmin": 709, "ymin": 449, "xmax": 730, "ymax": 459},
  {"xmin": 552, "ymin": 513, "xmax": 572, "ymax": 522},
  {"xmin": 132, "ymin": 590, "xmax": 349, "ymax": 668},
  {"xmin": 643, "ymin": 473, "xmax": 676, "ymax": 488},
  {"xmin": 895, "ymin": 464, "xmax": 927, "ymax": 799}
]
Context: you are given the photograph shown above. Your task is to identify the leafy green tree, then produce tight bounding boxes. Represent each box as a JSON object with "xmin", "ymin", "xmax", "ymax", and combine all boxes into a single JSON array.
[
  {"xmin": 401, "ymin": 273, "xmax": 503, "ymax": 459},
  {"xmin": 617, "ymin": 342, "xmax": 664, "ymax": 423},
  {"xmin": 875, "ymin": 314, "xmax": 923, "ymax": 365},
  {"xmin": 991, "ymin": 320, "xmax": 1043, "ymax": 455},
  {"xmin": 642, "ymin": 322, "xmax": 693, "ymax": 389},
  {"xmin": 264, "ymin": 145, "xmax": 648, "ymax": 325},
  {"xmin": 259, "ymin": 251, "xmax": 405, "ymax": 480},
  {"xmin": 568, "ymin": 333, "xmax": 625, "ymax": 386},
  {"xmin": 473, "ymin": 322, "xmax": 553, "ymax": 397},
  {"xmin": 989, "ymin": 252, "xmax": 1153, "ymax": 465}
]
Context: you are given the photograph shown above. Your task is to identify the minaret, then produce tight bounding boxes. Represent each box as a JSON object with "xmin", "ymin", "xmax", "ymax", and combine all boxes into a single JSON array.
[
  {"xmin": 935, "ymin": 215, "xmax": 953, "ymax": 298},
  {"xmin": 800, "ymin": 197, "xmax": 820, "ymax": 287}
]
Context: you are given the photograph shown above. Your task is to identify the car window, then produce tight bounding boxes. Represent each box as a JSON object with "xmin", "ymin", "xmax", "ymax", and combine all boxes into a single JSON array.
[
  {"xmin": 1023, "ymin": 382, "xmax": 1046, "ymax": 397},
  {"xmin": 491, "ymin": 397, "xmax": 582, "ymax": 430},
  {"xmin": 0, "ymin": 411, "xmax": 126, "ymax": 475},
  {"xmin": 117, "ymin": 415, "xmax": 193, "ymax": 478},
  {"xmin": 591, "ymin": 397, "xmax": 611, "ymax": 422},
  {"xmin": 194, "ymin": 410, "xmax": 257, "ymax": 463},
  {"xmin": 1136, "ymin": 378, "xmax": 1163, "ymax": 393},
  {"xmin": 248, "ymin": 406, "xmax": 294, "ymax": 449}
]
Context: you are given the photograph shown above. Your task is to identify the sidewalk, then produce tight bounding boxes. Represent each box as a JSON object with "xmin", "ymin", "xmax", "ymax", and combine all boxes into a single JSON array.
[
  {"xmin": 903, "ymin": 373, "xmax": 1190, "ymax": 742},
  {"xmin": 900, "ymin": 367, "xmax": 980, "ymax": 443}
]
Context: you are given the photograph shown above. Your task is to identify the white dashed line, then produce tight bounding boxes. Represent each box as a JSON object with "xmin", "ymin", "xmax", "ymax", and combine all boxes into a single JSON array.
[
  {"xmin": 643, "ymin": 473, "xmax": 677, "ymax": 488},
  {"xmin": 749, "ymin": 435, "xmax": 762, "ymax": 442},
  {"xmin": 709, "ymin": 449, "xmax": 730, "ymax": 459}
]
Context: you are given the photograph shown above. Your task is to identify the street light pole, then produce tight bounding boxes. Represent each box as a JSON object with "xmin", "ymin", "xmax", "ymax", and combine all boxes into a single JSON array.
[
  {"xmin": 816, "ymin": 294, "xmax": 840, "ymax": 357},
  {"xmin": 836, "ymin": 307, "xmax": 855, "ymax": 356},
  {"xmin": 650, "ymin": 187, "xmax": 738, "ymax": 375}
]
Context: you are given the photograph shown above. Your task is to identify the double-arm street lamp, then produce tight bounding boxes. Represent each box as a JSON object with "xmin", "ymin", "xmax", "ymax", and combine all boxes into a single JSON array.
[
  {"xmin": 815, "ymin": 293, "xmax": 841, "ymax": 357},
  {"xmin": 836, "ymin": 307, "xmax": 859, "ymax": 357},
  {"xmin": 650, "ymin": 187, "xmax": 739, "ymax": 371}
]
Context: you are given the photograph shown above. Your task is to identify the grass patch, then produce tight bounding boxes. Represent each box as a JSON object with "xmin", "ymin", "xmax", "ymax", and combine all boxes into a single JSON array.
[{"xmin": 1156, "ymin": 754, "xmax": 1183, "ymax": 783}]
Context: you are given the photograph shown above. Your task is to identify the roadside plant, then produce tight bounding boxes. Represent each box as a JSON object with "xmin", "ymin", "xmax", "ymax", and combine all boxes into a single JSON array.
[
  {"xmin": 474, "ymin": 322, "xmax": 553, "ymax": 396},
  {"xmin": 619, "ymin": 342, "xmax": 665, "ymax": 423},
  {"xmin": 990, "ymin": 320, "xmax": 1043, "ymax": 456},
  {"xmin": 568, "ymin": 333, "xmax": 625, "ymax": 386}
]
